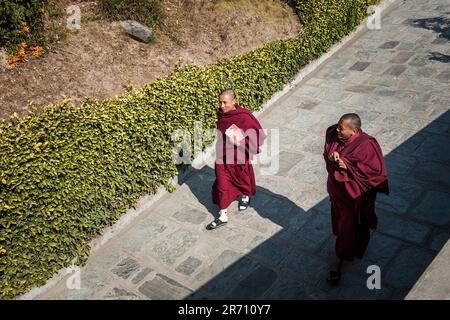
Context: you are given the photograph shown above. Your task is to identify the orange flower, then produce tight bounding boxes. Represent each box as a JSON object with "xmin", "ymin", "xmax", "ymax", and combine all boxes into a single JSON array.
[
  {"xmin": 17, "ymin": 47, "xmax": 27, "ymax": 60},
  {"xmin": 23, "ymin": 26, "xmax": 30, "ymax": 35},
  {"xmin": 30, "ymin": 45, "xmax": 43, "ymax": 57},
  {"xmin": 6, "ymin": 45, "xmax": 28, "ymax": 68},
  {"xmin": 6, "ymin": 56, "xmax": 19, "ymax": 68}
]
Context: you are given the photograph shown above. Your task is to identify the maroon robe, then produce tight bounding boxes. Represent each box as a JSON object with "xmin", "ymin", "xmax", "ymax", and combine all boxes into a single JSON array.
[
  {"xmin": 212, "ymin": 105, "xmax": 265, "ymax": 209},
  {"xmin": 323, "ymin": 124, "xmax": 389, "ymax": 261}
]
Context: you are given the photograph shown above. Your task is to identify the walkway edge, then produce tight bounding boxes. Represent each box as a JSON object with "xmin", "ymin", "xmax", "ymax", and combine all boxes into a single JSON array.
[
  {"xmin": 18, "ymin": 0, "xmax": 401, "ymax": 300},
  {"xmin": 405, "ymin": 239, "xmax": 450, "ymax": 300}
]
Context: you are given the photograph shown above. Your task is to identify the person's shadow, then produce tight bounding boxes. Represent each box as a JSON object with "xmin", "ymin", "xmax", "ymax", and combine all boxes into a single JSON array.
[
  {"xmin": 176, "ymin": 111, "xmax": 450, "ymax": 299},
  {"xmin": 179, "ymin": 164, "xmax": 335, "ymax": 299}
]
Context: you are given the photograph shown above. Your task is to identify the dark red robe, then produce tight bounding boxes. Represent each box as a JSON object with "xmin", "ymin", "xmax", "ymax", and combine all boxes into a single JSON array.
[
  {"xmin": 324, "ymin": 124, "xmax": 389, "ymax": 261},
  {"xmin": 212, "ymin": 105, "xmax": 265, "ymax": 209}
]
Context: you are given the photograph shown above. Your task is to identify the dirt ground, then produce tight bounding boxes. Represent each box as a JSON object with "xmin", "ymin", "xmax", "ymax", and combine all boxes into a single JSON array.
[{"xmin": 0, "ymin": 0, "xmax": 300, "ymax": 119}]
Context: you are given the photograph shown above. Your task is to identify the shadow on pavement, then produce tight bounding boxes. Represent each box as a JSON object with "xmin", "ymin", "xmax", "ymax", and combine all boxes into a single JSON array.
[{"xmin": 180, "ymin": 110, "xmax": 450, "ymax": 300}]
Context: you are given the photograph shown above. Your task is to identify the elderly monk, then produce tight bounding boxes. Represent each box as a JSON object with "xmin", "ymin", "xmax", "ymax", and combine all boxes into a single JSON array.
[
  {"xmin": 207, "ymin": 89, "xmax": 265, "ymax": 230},
  {"xmin": 323, "ymin": 113, "xmax": 389, "ymax": 283}
]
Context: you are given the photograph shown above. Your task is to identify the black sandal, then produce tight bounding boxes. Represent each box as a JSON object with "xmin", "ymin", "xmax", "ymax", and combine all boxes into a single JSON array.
[
  {"xmin": 326, "ymin": 270, "xmax": 341, "ymax": 284},
  {"xmin": 238, "ymin": 197, "xmax": 251, "ymax": 211},
  {"xmin": 206, "ymin": 218, "xmax": 227, "ymax": 230}
]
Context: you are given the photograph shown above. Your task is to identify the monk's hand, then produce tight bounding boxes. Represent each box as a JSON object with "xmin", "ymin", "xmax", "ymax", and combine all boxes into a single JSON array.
[
  {"xmin": 337, "ymin": 159, "xmax": 347, "ymax": 170},
  {"xmin": 329, "ymin": 151, "xmax": 340, "ymax": 162}
]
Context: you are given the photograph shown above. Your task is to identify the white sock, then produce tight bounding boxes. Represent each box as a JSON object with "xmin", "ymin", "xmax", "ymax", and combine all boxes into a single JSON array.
[
  {"xmin": 219, "ymin": 209, "xmax": 228, "ymax": 222},
  {"xmin": 241, "ymin": 195, "xmax": 249, "ymax": 202}
]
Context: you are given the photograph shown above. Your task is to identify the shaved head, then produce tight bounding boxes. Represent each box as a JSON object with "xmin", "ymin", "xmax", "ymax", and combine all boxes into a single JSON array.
[
  {"xmin": 219, "ymin": 89, "xmax": 237, "ymax": 113},
  {"xmin": 219, "ymin": 89, "xmax": 236, "ymax": 100},
  {"xmin": 339, "ymin": 113, "xmax": 361, "ymax": 131}
]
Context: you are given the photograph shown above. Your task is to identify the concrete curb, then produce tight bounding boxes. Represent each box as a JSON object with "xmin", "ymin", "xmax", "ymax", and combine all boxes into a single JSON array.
[{"xmin": 18, "ymin": 0, "xmax": 401, "ymax": 300}]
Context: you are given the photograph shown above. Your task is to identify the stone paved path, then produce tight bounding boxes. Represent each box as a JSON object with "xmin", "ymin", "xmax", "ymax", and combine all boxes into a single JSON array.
[{"xmin": 36, "ymin": 0, "xmax": 450, "ymax": 300}]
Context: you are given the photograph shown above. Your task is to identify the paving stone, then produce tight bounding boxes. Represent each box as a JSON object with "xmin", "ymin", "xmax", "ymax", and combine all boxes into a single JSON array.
[
  {"xmin": 290, "ymin": 134, "xmax": 325, "ymax": 155},
  {"xmin": 291, "ymin": 85, "xmax": 323, "ymax": 98},
  {"xmin": 432, "ymin": 37, "xmax": 448, "ymax": 45},
  {"xmin": 175, "ymin": 257, "xmax": 203, "ymax": 276},
  {"xmin": 285, "ymin": 109, "xmax": 323, "ymax": 131},
  {"xmin": 383, "ymin": 64, "xmax": 407, "ymax": 76},
  {"xmin": 377, "ymin": 178, "xmax": 424, "ymax": 215},
  {"xmin": 378, "ymin": 211, "xmax": 430, "ymax": 244},
  {"xmin": 40, "ymin": 265, "xmax": 113, "ymax": 299},
  {"xmin": 317, "ymin": 271, "xmax": 389, "ymax": 300},
  {"xmin": 397, "ymin": 41, "xmax": 416, "ymax": 51},
  {"xmin": 138, "ymin": 274, "xmax": 192, "ymax": 299},
  {"xmin": 406, "ymin": 65, "xmax": 435, "ymax": 78},
  {"xmin": 250, "ymin": 195, "xmax": 299, "ymax": 225},
  {"xmin": 393, "ymin": 131, "xmax": 428, "ymax": 155},
  {"xmin": 275, "ymin": 208, "xmax": 314, "ymax": 244},
  {"xmin": 247, "ymin": 237, "xmax": 293, "ymax": 267},
  {"xmin": 111, "ymin": 257, "xmax": 140, "ymax": 279},
  {"xmin": 290, "ymin": 157, "xmax": 328, "ymax": 186},
  {"xmin": 294, "ymin": 188, "xmax": 328, "ymax": 212},
  {"xmin": 280, "ymin": 250, "xmax": 328, "ymax": 286},
  {"xmin": 353, "ymin": 49, "xmax": 379, "ymax": 61},
  {"xmin": 345, "ymin": 93, "xmax": 380, "ymax": 109},
  {"xmin": 317, "ymin": 87, "xmax": 352, "ymax": 102},
  {"xmin": 384, "ymin": 152, "xmax": 417, "ymax": 176},
  {"xmin": 104, "ymin": 287, "xmax": 139, "ymax": 300},
  {"xmin": 193, "ymin": 252, "xmax": 258, "ymax": 299},
  {"xmin": 263, "ymin": 278, "xmax": 329, "ymax": 299},
  {"xmin": 349, "ymin": 61, "xmax": 371, "ymax": 71},
  {"xmin": 411, "ymin": 191, "xmax": 450, "ymax": 226},
  {"xmin": 312, "ymin": 102, "xmax": 352, "ymax": 115},
  {"xmin": 363, "ymin": 233, "xmax": 403, "ymax": 269},
  {"xmin": 428, "ymin": 232, "xmax": 450, "ymax": 252},
  {"xmin": 413, "ymin": 135, "xmax": 450, "ymax": 163},
  {"xmin": 344, "ymin": 84, "xmax": 377, "ymax": 94},
  {"xmin": 293, "ymin": 212, "xmax": 333, "ymax": 254},
  {"xmin": 422, "ymin": 120, "xmax": 449, "ymax": 135},
  {"xmin": 145, "ymin": 229, "xmax": 200, "ymax": 266},
  {"xmin": 294, "ymin": 97, "xmax": 321, "ymax": 110},
  {"xmin": 408, "ymin": 54, "xmax": 431, "ymax": 66},
  {"xmin": 255, "ymin": 175, "xmax": 298, "ymax": 199},
  {"xmin": 410, "ymin": 161, "xmax": 450, "ymax": 189},
  {"xmin": 172, "ymin": 207, "xmax": 208, "ymax": 225},
  {"xmin": 117, "ymin": 217, "xmax": 171, "ymax": 253},
  {"xmin": 384, "ymin": 246, "xmax": 435, "ymax": 290},
  {"xmin": 272, "ymin": 151, "xmax": 303, "ymax": 176},
  {"xmin": 364, "ymin": 62, "xmax": 391, "ymax": 74},
  {"xmin": 436, "ymin": 69, "xmax": 450, "ymax": 82},
  {"xmin": 429, "ymin": 97, "xmax": 450, "ymax": 108},
  {"xmin": 375, "ymin": 127, "xmax": 413, "ymax": 150},
  {"xmin": 379, "ymin": 41, "xmax": 400, "ymax": 49},
  {"xmin": 429, "ymin": 108, "xmax": 450, "ymax": 123},
  {"xmin": 131, "ymin": 267, "xmax": 153, "ymax": 285},
  {"xmin": 226, "ymin": 264, "xmax": 278, "ymax": 299}
]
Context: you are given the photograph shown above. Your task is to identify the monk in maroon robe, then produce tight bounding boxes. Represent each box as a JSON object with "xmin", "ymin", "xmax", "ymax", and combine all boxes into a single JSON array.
[
  {"xmin": 207, "ymin": 89, "xmax": 265, "ymax": 230},
  {"xmin": 323, "ymin": 113, "xmax": 388, "ymax": 283}
]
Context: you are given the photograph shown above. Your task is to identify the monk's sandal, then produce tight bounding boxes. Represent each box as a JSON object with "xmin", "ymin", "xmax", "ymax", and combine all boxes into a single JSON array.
[
  {"xmin": 238, "ymin": 197, "xmax": 251, "ymax": 211},
  {"xmin": 206, "ymin": 218, "xmax": 227, "ymax": 230},
  {"xmin": 326, "ymin": 270, "xmax": 341, "ymax": 284}
]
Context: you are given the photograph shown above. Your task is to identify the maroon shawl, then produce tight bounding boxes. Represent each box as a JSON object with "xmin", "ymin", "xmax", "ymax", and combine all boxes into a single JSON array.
[
  {"xmin": 215, "ymin": 105, "xmax": 266, "ymax": 165},
  {"xmin": 324, "ymin": 124, "xmax": 389, "ymax": 200}
]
